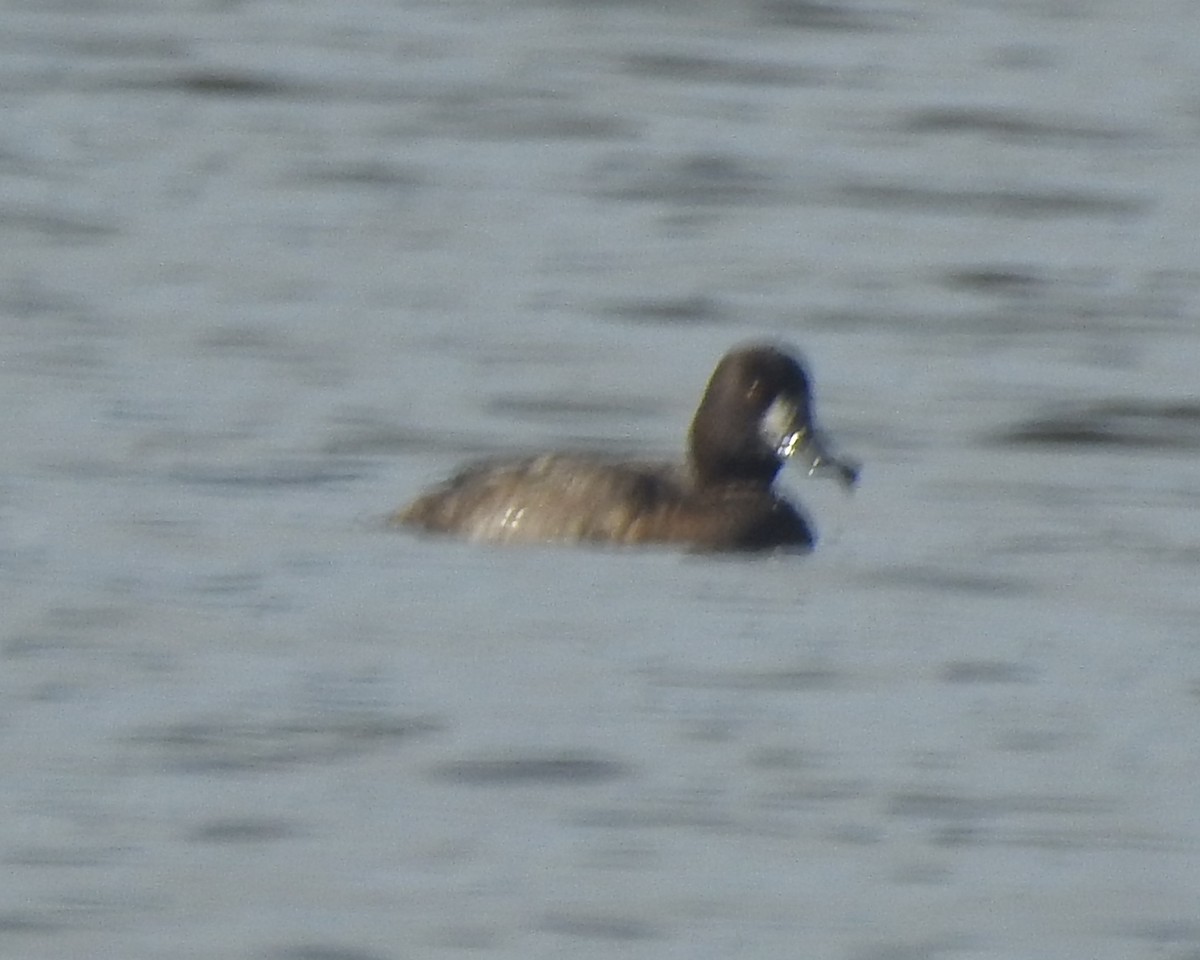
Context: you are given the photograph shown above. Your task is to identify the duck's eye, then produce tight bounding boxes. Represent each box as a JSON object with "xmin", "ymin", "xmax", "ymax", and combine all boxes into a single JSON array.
[{"xmin": 746, "ymin": 379, "xmax": 767, "ymax": 405}]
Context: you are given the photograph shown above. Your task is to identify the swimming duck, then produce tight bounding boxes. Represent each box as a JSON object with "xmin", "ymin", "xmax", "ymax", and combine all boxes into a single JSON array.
[{"xmin": 391, "ymin": 343, "xmax": 858, "ymax": 551}]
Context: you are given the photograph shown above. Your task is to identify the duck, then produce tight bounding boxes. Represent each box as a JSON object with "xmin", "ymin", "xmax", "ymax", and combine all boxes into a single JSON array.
[{"xmin": 390, "ymin": 343, "xmax": 858, "ymax": 551}]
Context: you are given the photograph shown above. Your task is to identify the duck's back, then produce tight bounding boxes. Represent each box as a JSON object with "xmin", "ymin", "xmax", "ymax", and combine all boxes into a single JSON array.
[{"xmin": 391, "ymin": 453, "xmax": 812, "ymax": 550}]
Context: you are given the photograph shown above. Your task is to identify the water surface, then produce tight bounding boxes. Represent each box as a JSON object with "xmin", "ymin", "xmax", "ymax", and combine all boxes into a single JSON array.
[{"xmin": 3, "ymin": 1, "xmax": 1200, "ymax": 958}]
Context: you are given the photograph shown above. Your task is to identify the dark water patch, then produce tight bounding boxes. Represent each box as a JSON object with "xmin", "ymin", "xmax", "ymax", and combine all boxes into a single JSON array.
[
  {"xmin": 54, "ymin": 32, "xmax": 187, "ymax": 59},
  {"xmin": 1122, "ymin": 920, "xmax": 1200, "ymax": 945},
  {"xmin": 573, "ymin": 801, "xmax": 732, "ymax": 830},
  {"xmin": 757, "ymin": 777, "xmax": 870, "ymax": 808},
  {"xmin": 431, "ymin": 752, "xmax": 629, "ymax": 786},
  {"xmin": 6, "ymin": 844, "xmax": 126, "ymax": 867},
  {"xmin": 593, "ymin": 153, "xmax": 783, "ymax": 205},
  {"xmin": 192, "ymin": 571, "xmax": 264, "ymax": 597},
  {"xmin": 0, "ymin": 145, "xmax": 44, "ymax": 176},
  {"xmin": 127, "ymin": 712, "xmax": 442, "ymax": 773},
  {"xmin": 988, "ymin": 43, "xmax": 1058, "ymax": 70},
  {"xmin": 990, "ymin": 727, "xmax": 1081, "ymax": 753},
  {"xmin": 169, "ymin": 460, "xmax": 366, "ymax": 489},
  {"xmin": 0, "ymin": 281, "xmax": 94, "ymax": 320},
  {"xmin": 0, "ymin": 207, "xmax": 120, "ymax": 243},
  {"xmin": 486, "ymin": 393, "xmax": 662, "ymax": 421},
  {"xmin": 287, "ymin": 161, "xmax": 426, "ymax": 190},
  {"xmin": 193, "ymin": 327, "xmax": 347, "ymax": 386},
  {"xmin": 899, "ymin": 107, "xmax": 1136, "ymax": 143},
  {"xmin": 939, "ymin": 266, "xmax": 1045, "ymax": 294},
  {"xmin": 888, "ymin": 791, "xmax": 984, "ymax": 820},
  {"xmin": 985, "ymin": 793, "xmax": 1112, "ymax": 816},
  {"xmin": 4, "ymin": 604, "xmax": 137, "ymax": 659},
  {"xmin": 9, "ymin": 342, "xmax": 106, "ymax": 376},
  {"xmin": 431, "ymin": 924, "xmax": 500, "ymax": 949},
  {"xmin": 936, "ymin": 826, "xmax": 1185, "ymax": 852},
  {"xmin": 643, "ymin": 664, "xmax": 844, "ymax": 692},
  {"xmin": 114, "ymin": 70, "xmax": 312, "ymax": 99},
  {"xmin": 861, "ymin": 565, "xmax": 1031, "ymax": 596},
  {"xmin": 538, "ymin": 910, "xmax": 661, "ymax": 941},
  {"xmin": 837, "ymin": 180, "xmax": 1146, "ymax": 219},
  {"xmin": 890, "ymin": 790, "xmax": 1112, "ymax": 821},
  {"xmin": 845, "ymin": 944, "xmax": 946, "ymax": 960},
  {"xmin": 721, "ymin": 666, "xmax": 843, "ymax": 691},
  {"xmin": 622, "ymin": 52, "xmax": 816, "ymax": 86},
  {"xmin": 0, "ymin": 911, "xmax": 63, "ymax": 934},
  {"xmin": 535, "ymin": 0, "xmax": 659, "ymax": 7},
  {"xmin": 746, "ymin": 746, "xmax": 829, "ymax": 770},
  {"xmin": 939, "ymin": 660, "xmax": 1036, "ymax": 685},
  {"xmin": 42, "ymin": 603, "xmax": 132, "ymax": 631},
  {"xmin": 929, "ymin": 824, "xmax": 978, "ymax": 847},
  {"xmin": 756, "ymin": 0, "xmax": 914, "ymax": 31},
  {"xmin": 196, "ymin": 324, "xmax": 310, "ymax": 357},
  {"xmin": 264, "ymin": 946, "xmax": 390, "ymax": 960},
  {"xmin": 978, "ymin": 483, "xmax": 1093, "ymax": 513},
  {"xmin": 426, "ymin": 93, "xmax": 633, "ymax": 141},
  {"xmin": 599, "ymin": 294, "xmax": 726, "ymax": 325},
  {"xmin": 824, "ymin": 822, "xmax": 884, "ymax": 846},
  {"xmin": 187, "ymin": 817, "xmax": 301, "ymax": 844},
  {"xmin": 991, "ymin": 400, "xmax": 1200, "ymax": 450}
]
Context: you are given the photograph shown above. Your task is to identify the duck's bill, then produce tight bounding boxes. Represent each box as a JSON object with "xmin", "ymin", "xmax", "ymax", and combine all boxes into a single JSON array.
[
  {"xmin": 763, "ymin": 397, "xmax": 860, "ymax": 491},
  {"xmin": 782, "ymin": 429, "xmax": 859, "ymax": 490}
]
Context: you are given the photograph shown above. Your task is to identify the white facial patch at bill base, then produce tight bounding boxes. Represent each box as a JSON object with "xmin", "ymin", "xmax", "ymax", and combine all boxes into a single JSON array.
[{"xmin": 759, "ymin": 395, "xmax": 805, "ymax": 459}]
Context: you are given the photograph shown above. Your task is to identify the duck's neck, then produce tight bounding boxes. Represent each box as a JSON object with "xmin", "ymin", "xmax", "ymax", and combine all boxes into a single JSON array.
[{"xmin": 688, "ymin": 442, "xmax": 782, "ymax": 489}]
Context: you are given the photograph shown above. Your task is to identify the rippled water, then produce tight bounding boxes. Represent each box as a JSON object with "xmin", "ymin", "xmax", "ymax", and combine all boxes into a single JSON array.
[{"xmin": 3, "ymin": 0, "xmax": 1200, "ymax": 958}]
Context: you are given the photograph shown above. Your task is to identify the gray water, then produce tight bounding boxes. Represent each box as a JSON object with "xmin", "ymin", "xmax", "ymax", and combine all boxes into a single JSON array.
[{"xmin": 3, "ymin": 0, "xmax": 1200, "ymax": 957}]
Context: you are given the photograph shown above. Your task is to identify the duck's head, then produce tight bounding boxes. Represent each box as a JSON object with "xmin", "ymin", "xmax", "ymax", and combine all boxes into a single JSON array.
[{"xmin": 688, "ymin": 344, "xmax": 859, "ymax": 490}]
